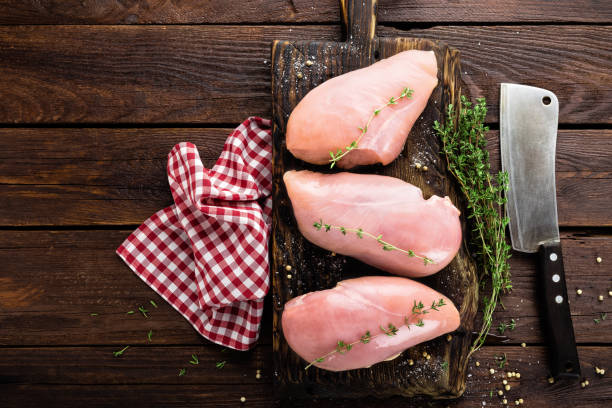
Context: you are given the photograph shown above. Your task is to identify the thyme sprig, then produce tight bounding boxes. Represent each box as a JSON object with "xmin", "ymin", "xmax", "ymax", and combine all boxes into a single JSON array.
[
  {"xmin": 305, "ymin": 299, "xmax": 446, "ymax": 370},
  {"xmin": 113, "ymin": 345, "xmax": 129, "ymax": 357},
  {"xmin": 434, "ymin": 96, "xmax": 512, "ymax": 355},
  {"xmin": 328, "ymin": 87, "xmax": 414, "ymax": 168},
  {"xmin": 313, "ymin": 220, "xmax": 434, "ymax": 266},
  {"xmin": 497, "ymin": 318, "xmax": 516, "ymax": 335},
  {"xmin": 496, "ymin": 353, "xmax": 508, "ymax": 369}
]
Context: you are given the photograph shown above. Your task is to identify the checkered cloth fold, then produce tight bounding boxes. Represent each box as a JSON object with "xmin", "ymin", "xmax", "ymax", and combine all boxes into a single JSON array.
[{"xmin": 117, "ymin": 117, "xmax": 272, "ymax": 350}]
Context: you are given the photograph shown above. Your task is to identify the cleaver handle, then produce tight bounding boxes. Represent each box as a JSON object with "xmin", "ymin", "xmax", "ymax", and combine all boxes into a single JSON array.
[{"xmin": 538, "ymin": 241, "xmax": 580, "ymax": 379}]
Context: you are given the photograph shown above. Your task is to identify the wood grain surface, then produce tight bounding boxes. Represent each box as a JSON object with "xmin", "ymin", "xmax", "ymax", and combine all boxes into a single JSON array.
[
  {"xmin": 0, "ymin": 0, "xmax": 611, "ymax": 407},
  {"xmin": 0, "ymin": 25, "xmax": 610, "ymax": 124},
  {"xmin": 0, "ymin": 0, "xmax": 610, "ymax": 24},
  {"xmin": 1, "ymin": 129, "xmax": 609, "ymax": 226},
  {"xmin": 0, "ymin": 347, "xmax": 610, "ymax": 408},
  {"xmin": 0, "ymin": 231, "xmax": 609, "ymax": 347}
]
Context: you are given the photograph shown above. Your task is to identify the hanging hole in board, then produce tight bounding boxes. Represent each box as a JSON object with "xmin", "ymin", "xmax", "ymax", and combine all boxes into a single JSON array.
[
  {"xmin": 542, "ymin": 96, "xmax": 552, "ymax": 105},
  {"xmin": 374, "ymin": 50, "xmax": 380, "ymax": 60}
]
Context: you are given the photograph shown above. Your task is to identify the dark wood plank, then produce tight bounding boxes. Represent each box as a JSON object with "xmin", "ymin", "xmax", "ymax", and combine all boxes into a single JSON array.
[
  {"xmin": 0, "ymin": 25, "xmax": 609, "ymax": 125},
  {"xmin": 0, "ymin": 230, "xmax": 609, "ymax": 347},
  {"xmin": 379, "ymin": 25, "xmax": 612, "ymax": 125},
  {"xmin": 0, "ymin": 0, "xmax": 610, "ymax": 24},
  {"xmin": 0, "ymin": 129, "xmax": 610, "ymax": 226},
  {"xmin": 0, "ymin": 230, "xmax": 273, "ymax": 346},
  {"xmin": 0, "ymin": 384, "xmax": 277, "ymax": 408},
  {"xmin": 0, "ymin": 346, "xmax": 271, "ymax": 385},
  {"xmin": 0, "ymin": 25, "xmax": 338, "ymax": 125},
  {"xmin": 1, "ymin": 347, "xmax": 610, "ymax": 407}
]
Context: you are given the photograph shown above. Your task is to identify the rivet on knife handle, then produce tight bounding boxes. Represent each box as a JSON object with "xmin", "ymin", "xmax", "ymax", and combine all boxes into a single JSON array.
[{"xmin": 538, "ymin": 241, "xmax": 580, "ymax": 378}]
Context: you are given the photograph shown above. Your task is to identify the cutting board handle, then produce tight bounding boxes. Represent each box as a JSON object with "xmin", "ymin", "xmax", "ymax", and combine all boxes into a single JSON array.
[{"xmin": 340, "ymin": 0, "xmax": 378, "ymax": 52}]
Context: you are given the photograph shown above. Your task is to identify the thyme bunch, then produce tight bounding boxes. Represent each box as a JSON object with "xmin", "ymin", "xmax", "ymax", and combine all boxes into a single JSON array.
[
  {"xmin": 328, "ymin": 87, "xmax": 414, "ymax": 168},
  {"xmin": 313, "ymin": 219, "xmax": 434, "ymax": 266},
  {"xmin": 305, "ymin": 299, "xmax": 445, "ymax": 370},
  {"xmin": 434, "ymin": 96, "xmax": 512, "ymax": 354}
]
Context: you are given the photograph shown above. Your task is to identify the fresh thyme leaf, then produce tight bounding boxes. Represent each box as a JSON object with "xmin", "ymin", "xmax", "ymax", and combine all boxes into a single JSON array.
[
  {"xmin": 497, "ymin": 353, "xmax": 507, "ymax": 368},
  {"xmin": 316, "ymin": 357, "xmax": 325, "ymax": 363},
  {"xmin": 497, "ymin": 319, "xmax": 516, "ymax": 334},
  {"xmin": 416, "ymin": 319, "xmax": 425, "ymax": 327},
  {"xmin": 594, "ymin": 318, "xmax": 600, "ymax": 324},
  {"xmin": 360, "ymin": 331, "xmax": 371, "ymax": 344},
  {"xmin": 138, "ymin": 306, "xmax": 149, "ymax": 318},
  {"xmin": 113, "ymin": 346, "xmax": 129, "ymax": 357},
  {"xmin": 126, "ymin": 310, "xmax": 135, "ymax": 315},
  {"xmin": 509, "ymin": 318, "xmax": 516, "ymax": 331},
  {"xmin": 90, "ymin": 313, "xmax": 98, "ymax": 316},
  {"xmin": 216, "ymin": 361, "xmax": 226, "ymax": 369},
  {"xmin": 328, "ymin": 87, "xmax": 414, "ymax": 167},
  {"xmin": 441, "ymin": 361, "xmax": 449, "ymax": 371},
  {"xmin": 336, "ymin": 340, "xmax": 349, "ymax": 354},
  {"xmin": 435, "ymin": 96, "xmax": 511, "ymax": 355},
  {"xmin": 190, "ymin": 354, "xmax": 199, "ymax": 365},
  {"xmin": 147, "ymin": 330, "xmax": 153, "ymax": 342},
  {"xmin": 178, "ymin": 368, "xmax": 186, "ymax": 376},
  {"xmin": 380, "ymin": 323, "xmax": 399, "ymax": 336},
  {"xmin": 601, "ymin": 312, "xmax": 607, "ymax": 320},
  {"xmin": 150, "ymin": 300, "xmax": 158, "ymax": 308}
]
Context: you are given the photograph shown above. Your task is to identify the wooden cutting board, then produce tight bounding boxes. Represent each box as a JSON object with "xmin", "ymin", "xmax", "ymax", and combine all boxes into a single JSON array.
[{"xmin": 270, "ymin": 0, "xmax": 478, "ymax": 399}]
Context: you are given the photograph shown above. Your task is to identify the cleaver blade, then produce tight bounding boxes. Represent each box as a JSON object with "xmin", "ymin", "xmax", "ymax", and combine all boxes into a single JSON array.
[{"xmin": 500, "ymin": 83, "xmax": 580, "ymax": 379}]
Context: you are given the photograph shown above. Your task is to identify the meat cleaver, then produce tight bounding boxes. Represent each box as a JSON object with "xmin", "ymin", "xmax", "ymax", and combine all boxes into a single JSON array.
[{"xmin": 500, "ymin": 83, "xmax": 580, "ymax": 379}]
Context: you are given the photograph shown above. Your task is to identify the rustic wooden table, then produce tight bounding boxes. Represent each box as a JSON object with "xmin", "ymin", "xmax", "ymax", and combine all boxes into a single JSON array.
[{"xmin": 0, "ymin": 1, "xmax": 610, "ymax": 407}]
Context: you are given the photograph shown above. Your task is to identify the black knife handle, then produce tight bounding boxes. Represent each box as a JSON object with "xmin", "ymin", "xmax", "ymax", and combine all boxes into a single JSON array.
[{"xmin": 538, "ymin": 241, "xmax": 580, "ymax": 379}]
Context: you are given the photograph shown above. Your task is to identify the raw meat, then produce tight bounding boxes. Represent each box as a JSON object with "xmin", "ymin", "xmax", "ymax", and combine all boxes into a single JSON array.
[
  {"xmin": 286, "ymin": 50, "xmax": 438, "ymax": 169},
  {"xmin": 281, "ymin": 276, "xmax": 460, "ymax": 372},
  {"xmin": 284, "ymin": 170, "xmax": 461, "ymax": 277}
]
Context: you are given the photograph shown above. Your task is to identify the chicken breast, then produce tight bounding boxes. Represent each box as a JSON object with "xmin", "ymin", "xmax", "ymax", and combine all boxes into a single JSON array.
[
  {"xmin": 282, "ymin": 276, "xmax": 460, "ymax": 372},
  {"xmin": 284, "ymin": 170, "xmax": 461, "ymax": 277},
  {"xmin": 286, "ymin": 50, "xmax": 438, "ymax": 169}
]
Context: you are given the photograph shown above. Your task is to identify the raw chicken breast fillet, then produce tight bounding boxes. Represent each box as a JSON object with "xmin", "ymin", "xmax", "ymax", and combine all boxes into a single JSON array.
[
  {"xmin": 286, "ymin": 50, "xmax": 438, "ymax": 169},
  {"xmin": 284, "ymin": 170, "xmax": 462, "ymax": 277},
  {"xmin": 282, "ymin": 276, "xmax": 460, "ymax": 371}
]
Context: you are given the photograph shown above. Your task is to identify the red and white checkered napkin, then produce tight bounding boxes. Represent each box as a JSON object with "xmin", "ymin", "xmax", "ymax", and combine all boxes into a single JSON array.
[{"xmin": 116, "ymin": 117, "xmax": 272, "ymax": 350}]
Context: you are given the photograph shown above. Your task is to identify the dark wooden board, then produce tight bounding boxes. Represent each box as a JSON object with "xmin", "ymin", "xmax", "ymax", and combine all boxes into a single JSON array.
[
  {"xmin": 0, "ymin": 25, "xmax": 610, "ymax": 125},
  {"xmin": 1, "ymin": 0, "xmax": 611, "ymax": 24},
  {"xmin": 1, "ymin": 347, "xmax": 610, "ymax": 408},
  {"xmin": 0, "ymin": 346, "xmax": 271, "ymax": 385},
  {"xmin": 0, "ymin": 128, "xmax": 610, "ymax": 227},
  {"xmin": 270, "ymin": 0, "xmax": 478, "ymax": 399},
  {"xmin": 0, "ymin": 231, "xmax": 609, "ymax": 346}
]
